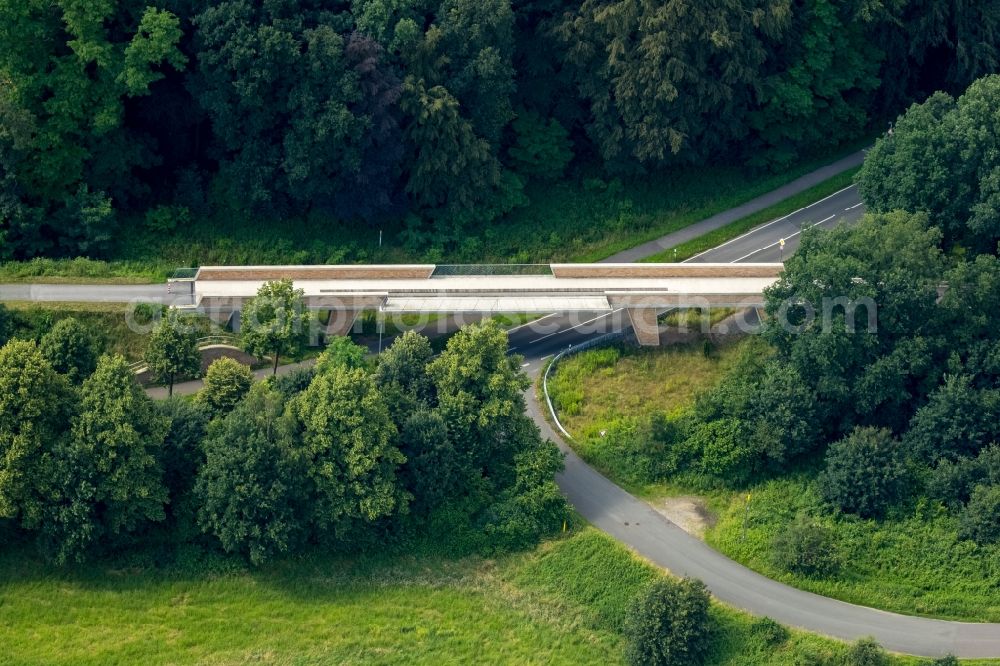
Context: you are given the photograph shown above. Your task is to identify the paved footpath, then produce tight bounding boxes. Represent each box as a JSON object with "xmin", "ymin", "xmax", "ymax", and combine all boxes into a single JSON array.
[{"xmin": 525, "ymin": 375, "xmax": 1000, "ymax": 659}]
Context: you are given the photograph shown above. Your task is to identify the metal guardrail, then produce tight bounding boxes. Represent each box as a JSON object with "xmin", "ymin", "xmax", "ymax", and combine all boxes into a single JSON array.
[
  {"xmin": 542, "ymin": 330, "xmax": 630, "ymax": 440},
  {"xmin": 433, "ymin": 264, "xmax": 552, "ymax": 276}
]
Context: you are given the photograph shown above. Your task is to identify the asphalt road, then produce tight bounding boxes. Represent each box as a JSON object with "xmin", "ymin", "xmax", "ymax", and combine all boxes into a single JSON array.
[
  {"xmin": 0, "ymin": 282, "xmax": 171, "ymax": 304},
  {"xmin": 6, "ymin": 155, "xmax": 1000, "ymax": 656},
  {"xmin": 507, "ymin": 182, "xmax": 865, "ymax": 371}
]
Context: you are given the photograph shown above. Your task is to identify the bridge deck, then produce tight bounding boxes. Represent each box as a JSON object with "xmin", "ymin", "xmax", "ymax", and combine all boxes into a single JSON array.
[
  {"xmin": 186, "ymin": 263, "xmax": 783, "ymax": 313},
  {"xmin": 382, "ymin": 295, "xmax": 614, "ymax": 313},
  {"xmin": 194, "ymin": 275, "xmax": 778, "ymax": 297}
]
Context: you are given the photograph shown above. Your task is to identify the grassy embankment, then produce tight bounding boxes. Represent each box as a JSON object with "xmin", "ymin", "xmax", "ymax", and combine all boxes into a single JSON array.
[
  {"xmin": 0, "ymin": 144, "xmax": 867, "ymax": 284},
  {"xmin": 547, "ymin": 341, "xmax": 1000, "ymax": 622},
  {"xmin": 547, "ymin": 338, "xmax": 749, "ymax": 506},
  {"xmin": 2, "ymin": 301, "xmax": 222, "ymax": 361},
  {"xmin": 0, "ymin": 525, "xmax": 962, "ymax": 665}
]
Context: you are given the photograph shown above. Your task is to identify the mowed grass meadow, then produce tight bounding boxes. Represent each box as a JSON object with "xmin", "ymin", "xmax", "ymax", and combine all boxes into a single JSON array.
[
  {"xmin": 0, "ymin": 526, "xmax": 950, "ymax": 666},
  {"xmin": 546, "ymin": 339, "xmax": 1000, "ymax": 623}
]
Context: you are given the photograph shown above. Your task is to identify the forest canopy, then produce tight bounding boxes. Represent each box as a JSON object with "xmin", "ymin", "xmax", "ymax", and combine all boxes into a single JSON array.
[{"xmin": 1, "ymin": 0, "xmax": 997, "ymax": 258}]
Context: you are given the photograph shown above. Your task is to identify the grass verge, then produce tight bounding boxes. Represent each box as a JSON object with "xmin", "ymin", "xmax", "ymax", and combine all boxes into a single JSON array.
[
  {"xmin": 0, "ymin": 525, "xmax": 957, "ymax": 665},
  {"xmin": 706, "ymin": 477, "xmax": 1000, "ymax": 623},
  {"xmin": 546, "ymin": 338, "xmax": 749, "ymax": 500},
  {"xmin": 640, "ymin": 167, "xmax": 860, "ymax": 263}
]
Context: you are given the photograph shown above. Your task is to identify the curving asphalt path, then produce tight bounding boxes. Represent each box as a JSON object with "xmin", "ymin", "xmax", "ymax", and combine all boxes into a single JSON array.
[
  {"xmin": 526, "ymin": 378, "xmax": 1000, "ymax": 659},
  {"xmin": 4, "ymin": 152, "xmax": 1000, "ymax": 657}
]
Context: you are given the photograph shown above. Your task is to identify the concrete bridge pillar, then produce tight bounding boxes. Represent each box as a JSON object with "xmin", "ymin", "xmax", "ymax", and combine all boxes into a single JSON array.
[
  {"xmin": 205, "ymin": 308, "xmax": 236, "ymax": 330},
  {"xmin": 325, "ymin": 309, "xmax": 361, "ymax": 337},
  {"xmin": 626, "ymin": 308, "xmax": 661, "ymax": 346}
]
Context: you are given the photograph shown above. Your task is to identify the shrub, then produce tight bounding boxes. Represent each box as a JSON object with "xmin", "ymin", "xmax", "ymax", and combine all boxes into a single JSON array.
[
  {"xmin": 924, "ymin": 656, "xmax": 958, "ymax": 666},
  {"xmin": 839, "ymin": 638, "xmax": 890, "ymax": 666},
  {"xmin": 928, "ymin": 445, "xmax": 1000, "ymax": 509},
  {"xmin": 38, "ymin": 317, "xmax": 99, "ymax": 382},
  {"xmin": 688, "ymin": 418, "xmax": 758, "ymax": 486},
  {"xmin": 904, "ymin": 375, "xmax": 1000, "ymax": 462},
  {"xmin": 749, "ymin": 617, "xmax": 788, "ymax": 646},
  {"xmin": 0, "ymin": 303, "xmax": 16, "ymax": 346},
  {"xmin": 595, "ymin": 419, "xmax": 673, "ymax": 485},
  {"xmin": 624, "ymin": 577, "xmax": 712, "ymax": 666},
  {"xmin": 199, "ymin": 357, "xmax": 254, "ymax": 416},
  {"xmin": 818, "ymin": 427, "xmax": 908, "ymax": 518},
  {"xmin": 959, "ymin": 484, "xmax": 1000, "ymax": 545},
  {"xmin": 483, "ymin": 440, "xmax": 569, "ymax": 553},
  {"xmin": 267, "ymin": 367, "xmax": 315, "ymax": 399},
  {"xmin": 928, "ymin": 457, "xmax": 981, "ymax": 508},
  {"xmin": 770, "ymin": 519, "xmax": 840, "ymax": 577}
]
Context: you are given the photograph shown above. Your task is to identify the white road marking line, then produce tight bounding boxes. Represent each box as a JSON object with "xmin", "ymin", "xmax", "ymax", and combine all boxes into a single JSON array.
[
  {"xmin": 845, "ymin": 202, "xmax": 863, "ymax": 211},
  {"xmin": 506, "ymin": 312, "xmax": 559, "ymax": 333},
  {"xmin": 731, "ymin": 214, "xmax": 836, "ymax": 262},
  {"xmin": 683, "ymin": 184, "xmax": 857, "ymax": 261},
  {"xmin": 540, "ymin": 354, "xmax": 552, "ymax": 361},
  {"xmin": 805, "ymin": 184, "xmax": 856, "ymax": 209},
  {"xmin": 526, "ymin": 309, "xmax": 622, "ymax": 345},
  {"xmin": 521, "ymin": 362, "xmax": 531, "ymax": 367}
]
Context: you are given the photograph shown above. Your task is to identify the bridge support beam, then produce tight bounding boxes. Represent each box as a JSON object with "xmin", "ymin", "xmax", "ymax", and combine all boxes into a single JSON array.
[
  {"xmin": 324, "ymin": 309, "xmax": 361, "ymax": 338},
  {"xmin": 626, "ymin": 308, "xmax": 661, "ymax": 346}
]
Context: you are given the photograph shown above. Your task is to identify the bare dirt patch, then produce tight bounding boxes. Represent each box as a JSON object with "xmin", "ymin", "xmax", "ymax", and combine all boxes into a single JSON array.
[{"xmin": 653, "ymin": 496, "xmax": 716, "ymax": 538}]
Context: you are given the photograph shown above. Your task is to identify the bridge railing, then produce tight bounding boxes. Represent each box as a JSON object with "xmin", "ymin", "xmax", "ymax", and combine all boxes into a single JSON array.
[
  {"xmin": 432, "ymin": 264, "xmax": 552, "ymax": 276},
  {"xmin": 170, "ymin": 268, "xmax": 199, "ymax": 280},
  {"xmin": 197, "ymin": 334, "xmax": 240, "ymax": 347}
]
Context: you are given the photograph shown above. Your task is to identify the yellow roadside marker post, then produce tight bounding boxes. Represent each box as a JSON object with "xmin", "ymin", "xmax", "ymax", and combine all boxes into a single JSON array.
[{"xmin": 742, "ymin": 493, "xmax": 751, "ymax": 542}]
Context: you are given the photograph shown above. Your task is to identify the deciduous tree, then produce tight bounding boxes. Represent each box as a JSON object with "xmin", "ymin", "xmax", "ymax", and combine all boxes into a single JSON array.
[
  {"xmin": 857, "ymin": 75, "xmax": 1000, "ymax": 252},
  {"xmin": 0, "ymin": 1, "xmax": 185, "ymax": 255},
  {"xmin": 198, "ymin": 357, "xmax": 254, "ymax": 417},
  {"xmin": 763, "ymin": 211, "xmax": 945, "ymax": 435},
  {"xmin": 0, "ymin": 340, "xmax": 72, "ymax": 529},
  {"xmin": 42, "ymin": 355, "xmax": 169, "ymax": 563},
  {"xmin": 241, "ymin": 279, "xmax": 312, "ymax": 375},
  {"xmin": 145, "ymin": 309, "xmax": 201, "ymax": 397},
  {"xmin": 428, "ymin": 320, "xmax": 531, "ymax": 489},
  {"xmin": 291, "ymin": 365, "xmax": 406, "ymax": 541},
  {"xmin": 195, "ymin": 385, "xmax": 308, "ymax": 564}
]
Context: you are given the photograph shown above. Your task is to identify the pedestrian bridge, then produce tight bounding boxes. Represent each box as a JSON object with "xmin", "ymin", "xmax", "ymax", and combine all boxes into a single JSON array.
[{"xmin": 175, "ymin": 263, "xmax": 783, "ymax": 345}]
